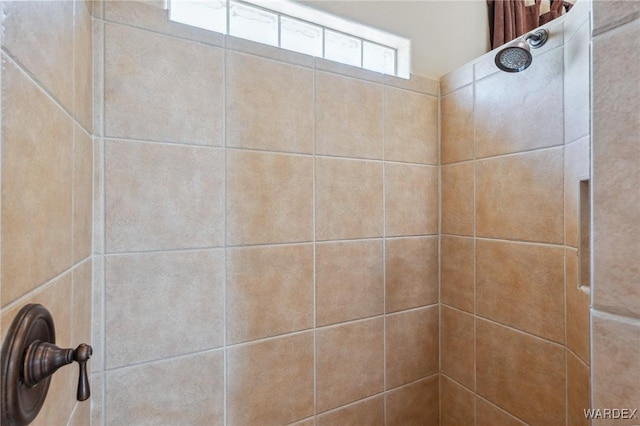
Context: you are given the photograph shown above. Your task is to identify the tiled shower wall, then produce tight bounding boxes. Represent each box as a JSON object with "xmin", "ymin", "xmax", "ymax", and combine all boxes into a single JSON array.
[
  {"xmin": 0, "ymin": 1, "xmax": 93, "ymax": 425},
  {"xmin": 438, "ymin": 3, "xmax": 592, "ymax": 425},
  {"xmin": 91, "ymin": 2, "xmax": 440, "ymax": 424},
  {"xmin": 591, "ymin": 3, "xmax": 640, "ymax": 424}
]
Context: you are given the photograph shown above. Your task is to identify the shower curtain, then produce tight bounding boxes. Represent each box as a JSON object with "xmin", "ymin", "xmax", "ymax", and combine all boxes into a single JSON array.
[{"xmin": 487, "ymin": 0, "xmax": 573, "ymax": 49}]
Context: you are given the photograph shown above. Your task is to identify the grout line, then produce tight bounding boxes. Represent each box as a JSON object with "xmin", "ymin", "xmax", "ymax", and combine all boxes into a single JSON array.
[
  {"xmin": 476, "ymin": 394, "xmax": 531, "ymax": 425},
  {"xmin": 473, "ymin": 143, "xmax": 565, "ymax": 162},
  {"xmin": 222, "ymin": 46, "xmax": 228, "ymax": 426},
  {"xmin": 312, "ymin": 58, "xmax": 318, "ymax": 422},
  {"xmin": 472, "ymin": 61, "xmax": 478, "ymax": 426},
  {"xmin": 99, "ymin": 15, "xmax": 107, "ymax": 426},
  {"xmin": 382, "ymin": 77, "xmax": 388, "ymax": 425},
  {"xmin": 436, "ymin": 73, "xmax": 443, "ymax": 426},
  {"xmin": 100, "ymin": 235, "xmax": 439, "ymax": 257},
  {"xmin": 0, "ymin": 49, "xmax": 88, "ymax": 134},
  {"xmin": 476, "ymin": 315, "xmax": 567, "ymax": 349}
]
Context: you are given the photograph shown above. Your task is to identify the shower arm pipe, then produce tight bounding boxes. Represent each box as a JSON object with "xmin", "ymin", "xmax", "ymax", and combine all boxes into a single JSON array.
[{"xmin": 523, "ymin": 29, "xmax": 549, "ymax": 48}]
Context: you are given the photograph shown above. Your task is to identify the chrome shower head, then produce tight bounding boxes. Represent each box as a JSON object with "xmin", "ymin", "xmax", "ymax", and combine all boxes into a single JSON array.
[{"xmin": 495, "ymin": 29, "xmax": 549, "ymax": 73}]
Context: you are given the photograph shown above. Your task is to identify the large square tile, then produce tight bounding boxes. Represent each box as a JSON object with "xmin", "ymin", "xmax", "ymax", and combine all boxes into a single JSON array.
[
  {"xmin": 316, "ymin": 157, "xmax": 383, "ymax": 241},
  {"xmin": 105, "ymin": 140, "xmax": 224, "ymax": 252},
  {"xmin": 386, "ymin": 306, "xmax": 438, "ymax": 388},
  {"xmin": 385, "ymin": 163, "xmax": 438, "ymax": 237},
  {"xmin": 105, "ymin": 250, "xmax": 224, "ymax": 367},
  {"xmin": 316, "ymin": 72, "xmax": 383, "ymax": 160},
  {"xmin": 476, "ymin": 148, "xmax": 564, "ymax": 244},
  {"xmin": 227, "ymin": 333, "xmax": 314, "ymax": 425},
  {"xmin": 384, "ymin": 87, "xmax": 437, "ymax": 165},
  {"xmin": 227, "ymin": 150, "xmax": 313, "ymax": 245},
  {"xmin": 104, "ymin": 23, "xmax": 223, "ymax": 145},
  {"xmin": 227, "ymin": 244, "xmax": 314, "ymax": 343},
  {"xmin": 316, "ymin": 240, "xmax": 384, "ymax": 326},
  {"xmin": 477, "ymin": 240, "xmax": 565, "ymax": 343},
  {"xmin": 316, "ymin": 318, "xmax": 384, "ymax": 412},
  {"xmin": 226, "ymin": 51, "xmax": 313, "ymax": 154},
  {"xmin": 385, "ymin": 237, "xmax": 438, "ymax": 313},
  {"xmin": 105, "ymin": 351, "xmax": 224, "ymax": 426},
  {"xmin": 1, "ymin": 59, "xmax": 73, "ymax": 305},
  {"xmin": 476, "ymin": 319, "xmax": 565, "ymax": 425}
]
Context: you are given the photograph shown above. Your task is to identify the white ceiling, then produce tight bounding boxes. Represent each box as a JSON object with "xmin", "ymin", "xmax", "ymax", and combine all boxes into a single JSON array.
[{"xmin": 297, "ymin": 0, "xmax": 491, "ymax": 79}]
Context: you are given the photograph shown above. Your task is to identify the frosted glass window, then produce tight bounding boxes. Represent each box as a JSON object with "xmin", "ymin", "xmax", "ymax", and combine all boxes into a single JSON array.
[
  {"xmin": 363, "ymin": 41, "xmax": 396, "ymax": 75},
  {"xmin": 168, "ymin": 0, "xmax": 411, "ymax": 78},
  {"xmin": 324, "ymin": 30, "xmax": 362, "ymax": 68},
  {"xmin": 169, "ymin": 0, "xmax": 227, "ymax": 34},
  {"xmin": 281, "ymin": 16, "xmax": 323, "ymax": 57},
  {"xmin": 229, "ymin": 1, "xmax": 278, "ymax": 46}
]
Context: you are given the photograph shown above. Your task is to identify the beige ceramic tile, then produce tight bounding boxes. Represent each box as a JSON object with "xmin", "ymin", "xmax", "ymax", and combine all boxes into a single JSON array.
[
  {"xmin": 104, "ymin": 23, "xmax": 223, "ymax": 145},
  {"xmin": 384, "ymin": 73, "xmax": 439, "ymax": 96},
  {"xmin": 226, "ymin": 36, "xmax": 314, "ymax": 68},
  {"xmin": 92, "ymin": 136, "xmax": 104, "ymax": 255},
  {"xmin": 440, "ymin": 306, "xmax": 475, "ymax": 389},
  {"xmin": 564, "ymin": 0, "xmax": 591, "ymax": 40},
  {"xmin": 226, "ymin": 51, "xmax": 314, "ymax": 154},
  {"xmin": 474, "ymin": 53, "xmax": 500, "ymax": 82},
  {"xmin": 227, "ymin": 244, "xmax": 314, "ymax": 344},
  {"xmin": 91, "ymin": 256, "xmax": 104, "ymax": 373},
  {"xmin": 74, "ymin": 0, "xmax": 93, "ymax": 131},
  {"xmin": 385, "ymin": 163, "xmax": 438, "ymax": 237},
  {"xmin": 72, "ymin": 260, "xmax": 93, "ymax": 346},
  {"xmin": 227, "ymin": 150, "xmax": 313, "ymax": 245},
  {"xmin": 441, "ymin": 86, "xmax": 474, "ymax": 164},
  {"xmin": 106, "ymin": 351, "xmax": 224, "ymax": 426},
  {"xmin": 92, "ymin": 20, "xmax": 104, "ymax": 137},
  {"xmin": 441, "ymin": 375, "xmax": 475, "ymax": 426},
  {"xmin": 316, "ymin": 396, "xmax": 384, "ymax": 426},
  {"xmin": 316, "ymin": 157, "xmax": 383, "ymax": 241},
  {"xmin": 289, "ymin": 418, "xmax": 315, "ymax": 426},
  {"xmin": 385, "ymin": 375, "xmax": 439, "ymax": 426},
  {"xmin": 73, "ymin": 126, "xmax": 93, "ymax": 263},
  {"xmin": 316, "ymin": 240, "xmax": 384, "ymax": 326},
  {"xmin": 476, "ymin": 397, "xmax": 527, "ymax": 426},
  {"xmin": 475, "ymin": 49, "xmax": 563, "ymax": 158},
  {"xmin": 440, "ymin": 62, "xmax": 473, "ymax": 95},
  {"xmin": 2, "ymin": 1, "xmax": 74, "ymax": 112},
  {"xmin": 384, "ymin": 87, "xmax": 438, "ymax": 165},
  {"xmin": 567, "ymin": 350, "xmax": 590, "ymax": 426},
  {"xmin": 90, "ymin": 373, "xmax": 103, "ymax": 426},
  {"xmin": 592, "ymin": 23, "xmax": 640, "ymax": 318},
  {"xmin": 227, "ymin": 332, "xmax": 314, "ymax": 425},
  {"xmin": 2, "ymin": 274, "xmax": 75, "ymax": 426},
  {"xmin": 314, "ymin": 57, "xmax": 383, "ymax": 84},
  {"xmin": 316, "ymin": 318, "xmax": 384, "ymax": 412},
  {"xmin": 476, "ymin": 148, "xmax": 564, "ymax": 244},
  {"xmin": 1, "ymin": 59, "xmax": 73, "ymax": 306},
  {"xmin": 105, "ymin": 250, "xmax": 224, "ymax": 368},
  {"xmin": 565, "ymin": 137, "xmax": 590, "ymax": 248},
  {"xmin": 69, "ymin": 397, "xmax": 91, "ymax": 426},
  {"xmin": 566, "ymin": 248, "xmax": 591, "ymax": 364},
  {"xmin": 315, "ymin": 71, "xmax": 383, "ymax": 159},
  {"xmin": 477, "ymin": 240, "xmax": 565, "ymax": 343},
  {"xmin": 386, "ymin": 306, "xmax": 438, "ymax": 388},
  {"xmin": 441, "ymin": 236, "xmax": 475, "ymax": 313},
  {"xmin": 591, "ymin": 312, "xmax": 640, "ymax": 426},
  {"xmin": 385, "ymin": 237, "xmax": 438, "ymax": 313},
  {"xmin": 105, "ymin": 140, "xmax": 224, "ymax": 252},
  {"xmin": 441, "ymin": 162, "xmax": 474, "ymax": 236},
  {"xmin": 564, "ymin": 21, "xmax": 591, "ymax": 144},
  {"xmin": 476, "ymin": 319, "xmax": 565, "ymax": 425},
  {"xmin": 593, "ymin": 0, "xmax": 640, "ymax": 35}
]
